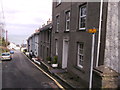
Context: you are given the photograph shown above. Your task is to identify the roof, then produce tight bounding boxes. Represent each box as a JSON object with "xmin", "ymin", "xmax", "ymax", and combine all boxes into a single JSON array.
[
  {"xmin": 39, "ymin": 23, "xmax": 52, "ymax": 32},
  {"xmin": 27, "ymin": 23, "xmax": 52, "ymax": 41}
]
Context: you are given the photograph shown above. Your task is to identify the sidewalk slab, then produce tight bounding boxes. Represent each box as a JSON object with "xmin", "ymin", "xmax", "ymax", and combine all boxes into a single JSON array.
[
  {"xmin": 40, "ymin": 61, "xmax": 86, "ymax": 88},
  {"xmin": 54, "ymin": 72, "xmax": 85, "ymax": 88}
]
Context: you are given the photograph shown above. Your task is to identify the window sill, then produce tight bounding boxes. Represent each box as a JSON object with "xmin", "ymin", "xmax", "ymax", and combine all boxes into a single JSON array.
[
  {"xmin": 55, "ymin": 31, "xmax": 59, "ymax": 33},
  {"xmin": 64, "ymin": 31, "xmax": 69, "ymax": 33},
  {"xmin": 77, "ymin": 29, "xmax": 86, "ymax": 32},
  {"xmin": 74, "ymin": 66, "xmax": 85, "ymax": 73}
]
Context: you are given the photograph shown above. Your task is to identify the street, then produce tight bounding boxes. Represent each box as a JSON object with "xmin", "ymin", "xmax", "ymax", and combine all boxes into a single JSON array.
[{"xmin": 2, "ymin": 50, "xmax": 60, "ymax": 89}]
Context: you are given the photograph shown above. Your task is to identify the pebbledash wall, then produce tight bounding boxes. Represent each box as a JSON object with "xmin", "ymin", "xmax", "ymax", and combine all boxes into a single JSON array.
[{"xmin": 104, "ymin": 2, "xmax": 120, "ymax": 73}]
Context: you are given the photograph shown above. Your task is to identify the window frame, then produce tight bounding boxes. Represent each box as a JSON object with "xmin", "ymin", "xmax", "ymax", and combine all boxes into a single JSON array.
[
  {"xmin": 65, "ymin": 10, "xmax": 70, "ymax": 31},
  {"xmin": 56, "ymin": 15, "xmax": 60, "ymax": 32},
  {"xmin": 56, "ymin": 0, "xmax": 62, "ymax": 6},
  {"xmin": 77, "ymin": 42, "xmax": 84, "ymax": 68},
  {"xmin": 79, "ymin": 5, "xmax": 87, "ymax": 30}
]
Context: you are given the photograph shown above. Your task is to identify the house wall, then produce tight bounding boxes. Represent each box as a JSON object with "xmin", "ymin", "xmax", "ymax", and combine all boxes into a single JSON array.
[
  {"xmin": 39, "ymin": 24, "xmax": 52, "ymax": 61},
  {"xmin": 34, "ymin": 33, "xmax": 39, "ymax": 57},
  {"xmin": 104, "ymin": 2, "xmax": 119, "ymax": 73},
  {"xmin": 52, "ymin": 2, "xmax": 108, "ymax": 87}
]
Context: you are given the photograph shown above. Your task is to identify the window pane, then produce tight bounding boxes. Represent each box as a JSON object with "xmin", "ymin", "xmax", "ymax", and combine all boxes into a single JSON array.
[
  {"xmin": 77, "ymin": 43, "xmax": 84, "ymax": 68},
  {"xmin": 79, "ymin": 5, "xmax": 86, "ymax": 29},
  {"xmin": 81, "ymin": 6, "xmax": 86, "ymax": 16},
  {"xmin": 66, "ymin": 21, "xmax": 70, "ymax": 30},
  {"xmin": 66, "ymin": 11, "xmax": 70, "ymax": 31},
  {"xmin": 56, "ymin": 16, "xmax": 59, "ymax": 32}
]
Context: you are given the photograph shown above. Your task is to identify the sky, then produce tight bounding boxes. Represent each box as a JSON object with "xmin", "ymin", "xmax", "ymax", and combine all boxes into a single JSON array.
[{"xmin": 1, "ymin": 0, "xmax": 52, "ymax": 45}]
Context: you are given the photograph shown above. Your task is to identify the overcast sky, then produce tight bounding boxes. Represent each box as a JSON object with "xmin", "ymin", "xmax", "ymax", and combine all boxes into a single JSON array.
[{"xmin": 2, "ymin": 0, "xmax": 52, "ymax": 45}]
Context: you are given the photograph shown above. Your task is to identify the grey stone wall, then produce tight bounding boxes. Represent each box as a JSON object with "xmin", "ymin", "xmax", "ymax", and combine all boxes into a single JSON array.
[{"xmin": 104, "ymin": 2, "xmax": 119, "ymax": 73}]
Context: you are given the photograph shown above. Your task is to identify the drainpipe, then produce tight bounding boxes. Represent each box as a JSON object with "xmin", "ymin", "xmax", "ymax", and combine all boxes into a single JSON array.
[
  {"xmin": 96, "ymin": 0, "xmax": 103, "ymax": 67},
  {"xmin": 89, "ymin": 33, "xmax": 95, "ymax": 89}
]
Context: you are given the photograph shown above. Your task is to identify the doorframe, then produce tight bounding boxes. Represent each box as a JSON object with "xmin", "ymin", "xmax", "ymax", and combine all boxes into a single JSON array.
[{"xmin": 62, "ymin": 39, "xmax": 69, "ymax": 69}]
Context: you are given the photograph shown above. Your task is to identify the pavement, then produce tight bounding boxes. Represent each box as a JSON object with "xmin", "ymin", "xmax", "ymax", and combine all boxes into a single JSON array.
[{"xmin": 30, "ymin": 57, "xmax": 86, "ymax": 88}]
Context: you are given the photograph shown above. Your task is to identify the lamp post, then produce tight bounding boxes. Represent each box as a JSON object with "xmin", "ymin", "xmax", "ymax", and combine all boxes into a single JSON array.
[{"xmin": 88, "ymin": 28, "xmax": 97, "ymax": 89}]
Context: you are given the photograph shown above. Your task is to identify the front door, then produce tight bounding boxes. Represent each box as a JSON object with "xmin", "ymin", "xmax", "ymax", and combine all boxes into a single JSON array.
[{"xmin": 62, "ymin": 39, "xmax": 69, "ymax": 69}]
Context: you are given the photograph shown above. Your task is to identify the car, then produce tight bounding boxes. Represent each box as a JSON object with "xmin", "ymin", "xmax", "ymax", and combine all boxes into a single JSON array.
[
  {"xmin": 1, "ymin": 53, "xmax": 12, "ymax": 61},
  {"xmin": 10, "ymin": 50, "xmax": 14, "ymax": 54}
]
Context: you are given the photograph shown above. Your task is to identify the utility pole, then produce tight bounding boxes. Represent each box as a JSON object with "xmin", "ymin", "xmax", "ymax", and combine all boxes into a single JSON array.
[{"xmin": 88, "ymin": 28, "xmax": 97, "ymax": 89}]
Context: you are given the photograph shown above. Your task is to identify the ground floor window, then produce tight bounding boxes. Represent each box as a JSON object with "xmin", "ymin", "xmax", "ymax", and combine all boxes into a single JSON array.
[{"xmin": 77, "ymin": 42, "xmax": 84, "ymax": 68}]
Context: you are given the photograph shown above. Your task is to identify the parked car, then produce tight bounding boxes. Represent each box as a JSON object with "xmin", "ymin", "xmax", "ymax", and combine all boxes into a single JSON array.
[
  {"xmin": 10, "ymin": 50, "xmax": 14, "ymax": 54},
  {"xmin": 0, "ymin": 53, "xmax": 12, "ymax": 60}
]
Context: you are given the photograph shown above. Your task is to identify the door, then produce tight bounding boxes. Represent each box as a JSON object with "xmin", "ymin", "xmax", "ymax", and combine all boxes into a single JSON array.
[{"xmin": 62, "ymin": 39, "xmax": 69, "ymax": 69}]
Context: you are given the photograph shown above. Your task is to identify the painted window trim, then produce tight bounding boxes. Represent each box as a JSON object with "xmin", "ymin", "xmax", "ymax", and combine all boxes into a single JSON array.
[
  {"xmin": 65, "ymin": 11, "xmax": 70, "ymax": 31},
  {"xmin": 79, "ymin": 5, "xmax": 87, "ymax": 30},
  {"xmin": 56, "ymin": 15, "xmax": 60, "ymax": 32},
  {"xmin": 77, "ymin": 42, "xmax": 84, "ymax": 68},
  {"xmin": 56, "ymin": 0, "xmax": 62, "ymax": 6}
]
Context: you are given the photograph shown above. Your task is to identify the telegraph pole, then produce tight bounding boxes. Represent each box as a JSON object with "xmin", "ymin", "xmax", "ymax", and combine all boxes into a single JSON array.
[{"xmin": 88, "ymin": 28, "xmax": 97, "ymax": 89}]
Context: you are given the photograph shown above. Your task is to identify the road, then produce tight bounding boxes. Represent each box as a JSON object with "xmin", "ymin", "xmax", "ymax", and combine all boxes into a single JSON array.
[{"xmin": 2, "ymin": 50, "xmax": 60, "ymax": 89}]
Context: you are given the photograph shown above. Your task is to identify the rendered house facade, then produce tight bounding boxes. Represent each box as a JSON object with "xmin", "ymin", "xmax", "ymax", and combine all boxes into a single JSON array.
[{"xmin": 27, "ymin": 31, "xmax": 39, "ymax": 57}]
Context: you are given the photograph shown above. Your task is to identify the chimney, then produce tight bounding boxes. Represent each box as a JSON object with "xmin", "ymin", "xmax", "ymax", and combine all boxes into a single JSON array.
[
  {"xmin": 42, "ymin": 24, "xmax": 45, "ymax": 27},
  {"xmin": 47, "ymin": 18, "xmax": 51, "ymax": 24},
  {"xmin": 35, "ymin": 29, "xmax": 39, "ymax": 33}
]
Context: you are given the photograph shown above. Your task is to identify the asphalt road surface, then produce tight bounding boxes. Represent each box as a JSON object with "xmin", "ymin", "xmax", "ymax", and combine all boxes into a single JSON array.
[{"xmin": 2, "ymin": 50, "xmax": 59, "ymax": 89}]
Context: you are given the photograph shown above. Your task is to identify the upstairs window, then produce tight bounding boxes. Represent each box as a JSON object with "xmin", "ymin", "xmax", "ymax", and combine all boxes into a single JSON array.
[
  {"xmin": 56, "ymin": 15, "xmax": 60, "ymax": 32},
  {"xmin": 56, "ymin": 0, "xmax": 61, "ymax": 5},
  {"xmin": 65, "ymin": 11, "xmax": 70, "ymax": 31},
  {"xmin": 79, "ymin": 5, "xmax": 86, "ymax": 30}
]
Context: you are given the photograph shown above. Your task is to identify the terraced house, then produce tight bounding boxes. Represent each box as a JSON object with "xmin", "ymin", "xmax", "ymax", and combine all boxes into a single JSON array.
[
  {"xmin": 51, "ymin": 1, "xmax": 120, "ymax": 87},
  {"xmin": 38, "ymin": 22, "xmax": 52, "ymax": 61},
  {"xmin": 27, "ymin": 30, "xmax": 40, "ymax": 58},
  {"xmin": 27, "ymin": 1, "xmax": 120, "ymax": 88}
]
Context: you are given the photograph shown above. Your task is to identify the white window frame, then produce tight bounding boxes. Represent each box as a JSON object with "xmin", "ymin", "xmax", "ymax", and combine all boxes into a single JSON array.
[
  {"xmin": 55, "ymin": 39, "xmax": 58, "ymax": 55},
  {"xmin": 56, "ymin": 15, "xmax": 59, "ymax": 32},
  {"xmin": 57, "ymin": 0, "xmax": 61, "ymax": 5},
  {"xmin": 65, "ymin": 11, "xmax": 70, "ymax": 31},
  {"xmin": 79, "ymin": 5, "xmax": 86, "ymax": 30},
  {"xmin": 77, "ymin": 42, "xmax": 84, "ymax": 68}
]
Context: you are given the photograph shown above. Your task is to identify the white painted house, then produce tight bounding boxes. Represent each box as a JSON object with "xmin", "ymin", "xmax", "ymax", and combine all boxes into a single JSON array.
[{"xmin": 27, "ymin": 30, "xmax": 40, "ymax": 58}]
